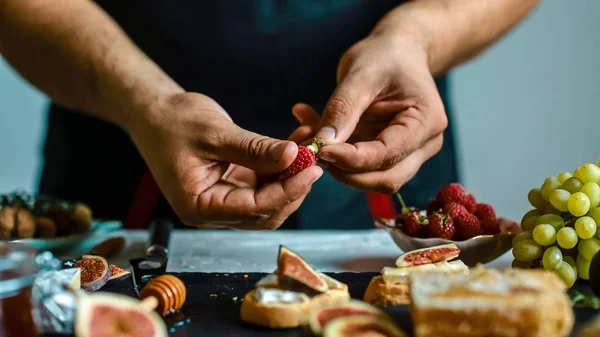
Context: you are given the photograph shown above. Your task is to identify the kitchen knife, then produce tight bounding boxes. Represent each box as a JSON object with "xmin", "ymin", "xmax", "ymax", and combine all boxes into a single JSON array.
[{"xmin": 129, "ymin": 219, "xmax": 173, "ymax": 294}]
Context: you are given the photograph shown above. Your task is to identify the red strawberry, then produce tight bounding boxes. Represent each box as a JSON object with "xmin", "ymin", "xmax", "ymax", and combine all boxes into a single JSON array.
[
  {"xmin": 462, "ymin": 193, "xmax": 477, "ymax": 213},
  {"xmin": 436, "ymin": 183, "xmax": 466, "ymax": 205},
  {"xmin": 426, "ymin": 199, "xmax": 443, "ymax": 215},
  {"xmin": 397, "ymin": 212, "xmax": 427, "ymax": 238},
  {"xmin": 454, "ymin": 212, "xmax": 482, "ymax": 240},
  {"xmin": 442, "ymin": 202, "xmax": 469, "ymax": 220},
  {"xmin": 427, "ymin": 212, "xmax": 455, "ymax": 239},
  {"xmin": 278, "ymin": 138, "xmax": 324, "ymax": 180},
  {"xmin": 475, "ymin": 203, "xmax": 499, "ymax": 234}
]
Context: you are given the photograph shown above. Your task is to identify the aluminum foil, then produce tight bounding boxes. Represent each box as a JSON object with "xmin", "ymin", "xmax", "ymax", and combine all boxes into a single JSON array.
[{"xmin": 32, "ymin": 251, "xmax": 80, "ymax": 334}]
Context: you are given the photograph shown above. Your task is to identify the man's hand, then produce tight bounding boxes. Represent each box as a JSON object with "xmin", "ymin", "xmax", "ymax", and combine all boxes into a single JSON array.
[
  {"xmin": 291, "ymin": 35, "xmax": 446, "ymax": 194},
  {"xmin": 129, "ymin": 93, "xmax": 322, "ymax": 230}
]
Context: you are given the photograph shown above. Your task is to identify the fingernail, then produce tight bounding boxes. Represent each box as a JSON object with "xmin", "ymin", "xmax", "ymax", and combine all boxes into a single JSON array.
[
  {"xmin": 271, "ymin": 142, "xmax": 289, "ymax": 162},
  {"xmin": 315, "ymin": 127, "xmax": 336, "ymax": 141}
]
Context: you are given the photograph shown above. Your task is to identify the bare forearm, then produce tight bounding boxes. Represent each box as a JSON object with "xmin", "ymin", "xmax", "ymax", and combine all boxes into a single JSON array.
[
  {"xmin": 0, "ymin": 0, "xmax": 182, "ymax": 130},
  {"xmin": 372, "ymin": 0, "xmax": 541, "ymax": 76}
]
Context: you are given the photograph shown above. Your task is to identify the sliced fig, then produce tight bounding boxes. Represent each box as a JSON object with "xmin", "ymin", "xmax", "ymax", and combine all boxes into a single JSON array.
[
  {"xmin": 277, "ymin": 245, "xmax": 328, "ymax": 295},
  {"xmin": 74, "ymin": 255, "xmax": 112, "ymax": 291},
  {"xmin": 108, "ymin": 265, "xmax": 131, "ymax": 281},
  {"xmin": 75, "ymin": 292, "xmax": 167, "ymax": 337},
  {"xmin": 395, "ymin": 243, "xmax": 460, "ymax": 268},
  {"xmin": 322, "ymin": 315, "xmax": 406, "ymax": 337},
  {"xmin": 308, "ymin": 300, "xmax": 386, "ymax": 336}
]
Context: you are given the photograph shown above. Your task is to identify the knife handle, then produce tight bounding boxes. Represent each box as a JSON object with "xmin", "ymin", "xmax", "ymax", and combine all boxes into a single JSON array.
[{"xmin": 148, "ymin": 219, "xmax": 173, "ymax": 250}]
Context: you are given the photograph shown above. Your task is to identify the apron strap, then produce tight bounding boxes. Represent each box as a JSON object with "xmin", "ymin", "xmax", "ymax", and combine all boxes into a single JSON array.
[
  {"xmin": 123, "ymin": 169, "xmax": 162, "ymax": 229},
  {"xmin": 366, "ymin": 192, "xmax": 396, "ymax": 221}
]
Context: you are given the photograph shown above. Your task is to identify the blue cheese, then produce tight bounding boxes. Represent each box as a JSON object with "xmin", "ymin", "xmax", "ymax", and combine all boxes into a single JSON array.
[
  {"xmin": 382, "ymin": 260, "xmax": 469, "ymax": 284},
  {"xmin": 254, "ymin": 287, "xmax": 309, "ymax": 304}
]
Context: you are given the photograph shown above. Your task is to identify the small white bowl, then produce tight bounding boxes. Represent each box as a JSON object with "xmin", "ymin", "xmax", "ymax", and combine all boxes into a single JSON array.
[{"xmin": 375, "ymin": 218, "xmax": 520, "ymax": 267}]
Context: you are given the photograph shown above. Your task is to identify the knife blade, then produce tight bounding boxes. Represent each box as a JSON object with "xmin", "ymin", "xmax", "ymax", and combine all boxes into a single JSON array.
[{"xmin": 130, "ymin": 219, "xmax": 173, "ymax": 294}]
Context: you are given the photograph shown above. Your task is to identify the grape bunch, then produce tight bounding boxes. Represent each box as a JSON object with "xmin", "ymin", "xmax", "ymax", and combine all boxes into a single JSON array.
[{"xmin": 512, "ymin": 162, "xmax": 600, "ymax": 288}]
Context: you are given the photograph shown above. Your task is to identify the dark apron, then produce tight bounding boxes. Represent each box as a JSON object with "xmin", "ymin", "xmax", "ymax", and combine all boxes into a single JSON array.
[{"xmin": 38, "ymin": 0, "xmax": 459, "ymax": 229}]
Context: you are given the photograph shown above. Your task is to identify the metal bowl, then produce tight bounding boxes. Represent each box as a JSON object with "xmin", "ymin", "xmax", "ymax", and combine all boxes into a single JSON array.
[{"xmin": 376, "ymin": 218, "xmax": 521, "ymax": 267}]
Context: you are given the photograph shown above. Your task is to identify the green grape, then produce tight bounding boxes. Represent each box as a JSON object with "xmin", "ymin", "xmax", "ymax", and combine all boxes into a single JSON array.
[
  {"xmin": 581, "ymin": 182, "xmax": 600, "ymax": 208},
  {"xmin": 563, "ymin": 177, "xmax": 584, "ymax": 194},
  {"xmin": 540, "ymin": 178, "xmax": 562, "ymax": 201},
  {"xmin": 554, "ymin": 262, "xmax": 577, "ymax": 288},
  {"xmin": 521, "ymin": 209, "xmax": 541, "ymax": 224},
  {"xmin": 512, "ymin": 230, "xmax": 533, "ymax": 246},
  {"xmin": 522, "ymin": 215, "xmax": 539, "ymax": 231},
  {"xmin": 512, "ymin": 239, "xmax": 543, "ymax": 262},
  {"xmin": 577, "ymin": 163, "xmax": 600, "ymax": 184},
  {"xmin": 556, "ymin": 227, "xmax": 578, "ymax": 249},
  {"xmin": 574, "ymin": 167, "xmax": 582, "ymax": 180},
  {"xmin": 544, "ymin": 204, "xmax": 562, "ymax": 215},
  {"xmin": 544, "ymin": 177, "xmax": 557, "ymax": 184},
  {"xmin": 527, "ymin": 188, "xmax": 548, "ymax": 209},
  {"xmin": 568, "ymin": 192, "xmax": 591, "ymax": 216},
  {"xmin": 535, "ymin": 214, "xmax": 565, "ymax": 232},
  {"xmin": 575, "ymin": 216, "xmax": 597, "ymax": 239},
  {"xmin": 557, "ymin": 172, "xmax": 572, "ymax": 184},
  {"xmin": 542, "ymin": 246, "xmax": 563, "ymax": 270},
  {"xmin": 597, "ymin": 159, "xmax": 600, "ymax": 168},
  {"xmin": 549, "ymin": 189, "xmax": 570, "ymax": 212},
  {"xmin": 578, "ymin": 238, "xmax": 600, "ymax": 260},
  {"xmin": 532, "ymin": 224, "xmax": 556, "ymax": 246},
  {"xmin": 563, "ymin": 255, "xmax": 577, "ymax": 271},
  {"xmin": 577, "ymin": 254, "xmax": 591, "ymax": 280},
  {"xmin": 511, "ymin": 259, "xmax": 531, "ymax": 269},
  {"xmin": 588, "ymin": 207, "xmax": 600, "ymax": 223}
]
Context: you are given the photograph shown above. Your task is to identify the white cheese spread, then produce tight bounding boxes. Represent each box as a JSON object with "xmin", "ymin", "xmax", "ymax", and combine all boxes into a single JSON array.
[{"xmin": 254, "ymin": 287, "xmax": 309, "ymax": 304}]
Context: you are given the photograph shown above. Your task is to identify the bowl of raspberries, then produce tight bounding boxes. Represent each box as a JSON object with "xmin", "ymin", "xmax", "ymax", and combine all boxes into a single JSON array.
[{"xmin": 376, "ymin": 183, "xmax": 522, "ymax": 266}]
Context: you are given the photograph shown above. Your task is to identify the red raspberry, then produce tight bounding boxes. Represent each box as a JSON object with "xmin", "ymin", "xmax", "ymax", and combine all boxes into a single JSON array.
[
  {"xmin": 475, "ymin": 203, "xmax": 499, "ymax": 234},
  {"xmin": 397, "ymin": 212, "xmax": 427, "ymax": 238},
  {"xmin": 436, "ymin": 183, "xmax": 466, "ymax": 205},
  {"xmin": 427, "ymin": 213, "xmax": 455, "ymax": 239},
  {"xmin": 462, "ymin": 193, "xmax": 477, "ymax": 213},
  {"xmin": 454, "ymin": 212, "xmax": 482, "ymax": 240},
  {"xmin": 426, "ymin": 200, "xmax": 443, "ymax": 215}
]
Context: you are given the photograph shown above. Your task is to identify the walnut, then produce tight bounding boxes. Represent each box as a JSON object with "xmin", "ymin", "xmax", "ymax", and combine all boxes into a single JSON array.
[
  {"xmin": 35, "ymin": 217, "xmax": 57, "ymax": 238},
  {"xmin": 15, "ymin": 207, "xmax": 35, "ymax": 238},
  {"xmin": 0, "ymin": 206, "xmax": 16, "ymax": 237}
]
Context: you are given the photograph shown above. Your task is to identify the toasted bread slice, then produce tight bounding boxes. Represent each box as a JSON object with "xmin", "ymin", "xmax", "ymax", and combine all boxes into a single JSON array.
[{"xmin": 410, "ymin": 266, "xmax": 574, "ymax": 337}]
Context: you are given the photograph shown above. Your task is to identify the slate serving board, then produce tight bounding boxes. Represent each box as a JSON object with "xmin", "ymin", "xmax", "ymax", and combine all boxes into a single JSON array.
[{"xmin": 48, "ymin": 272, "xmax": 598, "ymax": 337}]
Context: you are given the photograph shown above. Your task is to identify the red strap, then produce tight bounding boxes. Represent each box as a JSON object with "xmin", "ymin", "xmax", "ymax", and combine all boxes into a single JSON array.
[
  {"xmin": 366, "ymin": 192, "xmax": 396, "ymax": 221},
  {"xmin": 123, "ymin": 169, "xmax": 162, "ymax": 229}
]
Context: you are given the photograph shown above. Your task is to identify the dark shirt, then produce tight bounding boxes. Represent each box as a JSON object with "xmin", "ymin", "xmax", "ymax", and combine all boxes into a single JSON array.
[{"xmin": 38, "ymin": 0, "xmax": 459, "ymax": 229}]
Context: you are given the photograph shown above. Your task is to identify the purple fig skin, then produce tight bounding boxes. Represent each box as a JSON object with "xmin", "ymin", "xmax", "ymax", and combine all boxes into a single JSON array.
[{"xmin": 75, "ymin": 255, "xmax": 112, "ymax": 292}]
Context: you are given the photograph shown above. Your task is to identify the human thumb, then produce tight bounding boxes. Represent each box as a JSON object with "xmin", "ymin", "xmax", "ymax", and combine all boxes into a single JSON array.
[
  {"xmin": 315, "ymin": 74, "xmax": 378, "ymax": 143},
  {"xmin": 216, "ymin": 126, "xmax": 298, "ymax": 174}
]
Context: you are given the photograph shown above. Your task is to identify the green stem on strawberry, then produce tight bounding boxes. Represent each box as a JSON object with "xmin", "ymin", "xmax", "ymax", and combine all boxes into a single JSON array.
[
  {"xmin": 306, "ymin": 138, "xmax": 325, "ymax": 158},
  {"xmin": 395, "ymin": 193, "xmax": 409, "ymax": 214}
]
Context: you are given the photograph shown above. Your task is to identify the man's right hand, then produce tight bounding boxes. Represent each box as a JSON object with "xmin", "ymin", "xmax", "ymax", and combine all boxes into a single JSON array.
[{"xmin": 127, "ymin": 92, "xmax": 323, "ymax": 230}]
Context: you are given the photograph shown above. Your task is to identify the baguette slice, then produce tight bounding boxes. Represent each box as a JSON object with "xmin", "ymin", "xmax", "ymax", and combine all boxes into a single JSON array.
[
  {"xmin": 409, "ymin": 266, "xmax": 574, "ymax": 337},
  {"xmin": 364, "ymin": 260, "xmax": 468, "ymax": 306}
]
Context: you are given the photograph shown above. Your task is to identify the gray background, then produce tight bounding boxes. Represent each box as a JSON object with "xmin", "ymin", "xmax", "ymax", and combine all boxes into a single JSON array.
[{"xmin": 0, "ymin": 1, "xmax": 598, "ymax": 222}]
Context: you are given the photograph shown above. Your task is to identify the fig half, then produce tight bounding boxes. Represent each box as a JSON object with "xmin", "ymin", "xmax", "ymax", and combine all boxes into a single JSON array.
[
  {"xmin": 75, "ymin": 292, "xmax": 167, "ymax": 337},
  {"xmin": 395, "ymin": 243, "xmax": 460, "ymax": 268},
  {"xmin": 322, "ymin": 315, "xmax": 407, "ymax": 337},
  {"xmin": 308, "ymin": 300, "xmax": 386, "ymax": 336},
  {"xmin": 277, "ymin": 245, "xmax": 328, "ymax": 295},
  {"xmin": 74, "ymin": 255, "xmax": 112, "ymax": 291},
  {"xmin": 108, "ymin": 265, "xmax": 131, "ymax": 281}
]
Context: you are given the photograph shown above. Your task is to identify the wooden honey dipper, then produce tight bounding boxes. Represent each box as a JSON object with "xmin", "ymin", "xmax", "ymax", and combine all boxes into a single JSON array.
[{"xmin": 139, "ymin": 274, "xmax": 187, "ymax": 315}]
